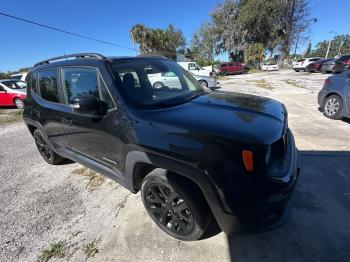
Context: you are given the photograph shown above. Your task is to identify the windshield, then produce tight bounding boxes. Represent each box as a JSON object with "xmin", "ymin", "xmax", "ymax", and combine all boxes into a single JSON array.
[
  {"xmin": 110, "ymin": 58, "xmax": 205, "ymax": 107},
  {"xmin": 1, "ymin": 80, "xmax": 25, "ymax": 90}
]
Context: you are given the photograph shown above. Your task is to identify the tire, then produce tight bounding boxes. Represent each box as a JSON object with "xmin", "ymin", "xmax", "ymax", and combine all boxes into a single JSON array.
[
  {"xmin": 33, "ymin": 129, "xmax": 64, "ymax": 165},
  {"xmin": 198, "ymin": 80, "xmax": 208, "ymax": 88},
  {"xmin": 294, "ymin": 69, "xmax": 300, "ymax": 72},
  {"xmin": 242, "ymin": 69, "xmax": 248, "ymax": 74},
  {"xmin": 141, "ymin": 169, "xmax": 212, "ymax": 241},
  {"xmin": 14, "ymin": 98, "xmax": 24, "ymax": 109},
  {"xmin": 153, "ymin": 82, "xmax": 164, "ymax": 89},
  {"xmin": 323, "ymin": 95, "xmax": 343, "ymax": 120}
]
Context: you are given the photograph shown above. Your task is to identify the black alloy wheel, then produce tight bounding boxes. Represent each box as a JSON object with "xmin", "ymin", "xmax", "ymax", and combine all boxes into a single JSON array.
[
  {"xmin": 33, "ymin": 129, "xmax": 63, "ymax": 164},
  {"xmin": 141, "ymin": 169, "xmax": 212, "ymax": 241},
  {"xmin": 144, "ymin": 182, "xmax": 194, "ymax": 235}
]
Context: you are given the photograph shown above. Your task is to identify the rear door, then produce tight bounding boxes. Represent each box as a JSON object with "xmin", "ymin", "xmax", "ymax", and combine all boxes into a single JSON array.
[
  {"xmin": 61, "ymin": 67, "xmax": 123, "ymax": 173},
  {"xmin": 36, "ymin": 69, "xmax": 69, "ymax": 149}
]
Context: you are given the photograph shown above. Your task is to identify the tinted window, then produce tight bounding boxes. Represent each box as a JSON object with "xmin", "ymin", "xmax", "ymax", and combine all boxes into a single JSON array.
[
  {"xmin": 38, "ymin": 69, "xmax": 59, "ymax": 103},
  {"xmin": 310, "ymin": 58, "xmax": 320, "ymax": 62},
  {"xmin": 338, "ymin": 55, "xmax": 350, "ymax": 62},
  {"xmin": 31, "ymin": 72, "xmax": 38, "ymax": 93},
  {"xmin": 110, "ymin": 59, "xmax": 203, "ymax": 107},
  {"xmin": 63, "ymin": 68, "xmax": 114, "ymax": 109},
  {"xmin": 0, "ymin": 84, "xmax": 4, "ymax": 91},
  {"xmin": 99, "ymin": 77, "xmax": 115, "ymax": 109},
  {"xmin": 63, "ymin": 68, "xmax": 98, "ymax": 104},
  {"xmin": 297, "ymin": 59, "xmax": 305, "ymax": 62}
]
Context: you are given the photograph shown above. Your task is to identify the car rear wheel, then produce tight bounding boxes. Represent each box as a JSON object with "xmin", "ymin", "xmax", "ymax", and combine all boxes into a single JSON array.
[
  {"xmin": 14, "ymin": 98, "xmax": 24, "ymax": 109},
  {"xmin": 33, "ymin": 129, "xmax": 64, "ymax": 165},
  {"xmin": 141, "ymin": 169, "xmax": 212, "ymax": 241},
  {"xmin": 198, "ymin": 80, "xmax": 208, "ymax": 88},
  {"xmin": 323, "ymin": 95, "xmax": 343, "ymax": 120},
  {"xmin": 294, "ymin": 69, "xmax": 300, "ymax": 72}
]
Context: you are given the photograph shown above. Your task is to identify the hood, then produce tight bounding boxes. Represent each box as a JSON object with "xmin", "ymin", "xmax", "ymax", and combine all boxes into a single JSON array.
[{"xmin": 140, "ymin": 91, "xmax": 287, "ymax": 145}]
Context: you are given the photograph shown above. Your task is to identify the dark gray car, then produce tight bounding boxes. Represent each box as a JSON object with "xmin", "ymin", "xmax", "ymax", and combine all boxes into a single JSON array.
[
  {"xmin": 321, "ymin": 59, "xmax": 337, "ymax": 74},
  {"xmin": 318, "ymin": 70, "xmax": 350, "ymax": 119}
]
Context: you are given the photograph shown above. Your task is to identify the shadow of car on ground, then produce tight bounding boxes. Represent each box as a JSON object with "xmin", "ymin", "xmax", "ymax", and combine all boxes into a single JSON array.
[{"xmin": 227, "ymin": 150, "xmax": 350, "ymax": 262}]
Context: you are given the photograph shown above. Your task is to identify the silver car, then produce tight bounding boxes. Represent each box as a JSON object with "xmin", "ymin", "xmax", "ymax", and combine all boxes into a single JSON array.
[
  {"xmin": 321, "ymin": 59, "xmax": 337, "ymax": 74},
  {"xmin": 318, "ymin": 70, "xmax": 350, "ymax": 119}
]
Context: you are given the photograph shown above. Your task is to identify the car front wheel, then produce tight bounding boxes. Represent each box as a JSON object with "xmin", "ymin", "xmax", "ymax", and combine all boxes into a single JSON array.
[
  {"xmin": 323, "ymin": 95, "xmax": 343, "ymax": 120},
  {"xmin": 14, "ymin": 98, "xmax": 24, "ymax": 109},
  {"xmin": 141, "ymin": 169, "xmax": 212, "ymax": 241}
]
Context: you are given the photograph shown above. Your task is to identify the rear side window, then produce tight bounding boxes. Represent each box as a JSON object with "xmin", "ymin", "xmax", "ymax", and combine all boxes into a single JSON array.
[
  {"xmin": 309, "ymin": 58, "xmax": 320, "ymax": 62},
  {"xmin": 297, "ymin": 59, "xmax": 305, "ymax": 62},
  {"xmin": 27, "ymin": 72, "xmax": 39, "ymax": 93},
  {"xmin": 31, "ymin": 72, "xmax": 39, "ymax": 93},
  {"xmin": 38, "ymin": 69, "xmax": 59, "ymax": 103},
  {"xmin": 338, "ymin": 55, "xmax": 350, "ymax": 62},
  {"xmin": 63, "ymin": 68, "xmax": 115, "ymax": 109}
]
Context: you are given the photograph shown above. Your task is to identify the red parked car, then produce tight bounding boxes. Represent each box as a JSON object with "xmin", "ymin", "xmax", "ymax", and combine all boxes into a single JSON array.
[
  {"xmin": 306, "ymin": 59, "xmax": 333, "ymax": 73},
  {"xmin": 0, "ymin": 79, "xmax": 27, "ymax": 108},
  {"xmin": 219, "ymin": 62, "xmax": 249, "ymax": 75}
]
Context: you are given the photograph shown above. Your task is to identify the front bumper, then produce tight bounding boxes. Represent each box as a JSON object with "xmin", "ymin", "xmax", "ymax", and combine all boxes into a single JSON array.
[{"xmin": 235, "ymin": 131, "xmax": 300, "ymax": 233}]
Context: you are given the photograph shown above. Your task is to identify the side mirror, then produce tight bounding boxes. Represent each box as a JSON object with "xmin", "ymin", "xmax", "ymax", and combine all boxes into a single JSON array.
[{"xmin": 70, "ymin": 95, "xmax": 101, "ymax": 113}]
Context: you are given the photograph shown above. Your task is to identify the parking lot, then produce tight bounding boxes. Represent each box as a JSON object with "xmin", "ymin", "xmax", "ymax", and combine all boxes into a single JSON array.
[{"xmin": 1, "ymin": 70, "xmax": 349, "ymax": 262}]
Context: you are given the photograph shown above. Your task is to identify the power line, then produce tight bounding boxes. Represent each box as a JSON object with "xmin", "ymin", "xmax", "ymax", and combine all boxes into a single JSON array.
[{"xmin": 0, "ymin": 11, "xmax": 135, "ymax": 51}]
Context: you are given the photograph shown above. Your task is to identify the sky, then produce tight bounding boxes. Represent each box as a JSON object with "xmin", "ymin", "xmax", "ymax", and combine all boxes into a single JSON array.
[{"xmin": 0, "ymin": 0, "xmax": 349, "ymax": 72}]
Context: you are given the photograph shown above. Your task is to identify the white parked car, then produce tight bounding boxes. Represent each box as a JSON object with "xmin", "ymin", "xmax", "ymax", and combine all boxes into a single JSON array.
[
  {"xmin": 293, "ymin": 58, "xmax": 322, "ymax": 72},
  {"xmin": 11, "ymin": 72, "xmax": 28, "ymax": 81},
  {"xmin": 177, "ymin": 62, "xmax": 218, "ymax": 88},
  {"xmin": 261, "ymin": 63, "xmax": 279, "ymax": 71},
  {"xmin": 147, "ymin": 71, "xmax": 218, "ymax": 91}
]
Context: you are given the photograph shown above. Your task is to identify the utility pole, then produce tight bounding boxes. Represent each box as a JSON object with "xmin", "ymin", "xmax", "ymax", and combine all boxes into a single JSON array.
[{"xmin": 326, "ymin": 31, "xmax": 337, "ymax": 59}]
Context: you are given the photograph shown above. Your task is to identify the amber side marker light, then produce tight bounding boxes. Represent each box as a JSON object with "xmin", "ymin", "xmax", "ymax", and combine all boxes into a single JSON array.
[{"xmin": 242, "ymin": 150, "xmax": 254, "ymax": 171}]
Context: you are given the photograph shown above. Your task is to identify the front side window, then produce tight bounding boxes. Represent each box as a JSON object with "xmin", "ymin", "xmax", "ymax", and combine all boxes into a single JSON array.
[
  {"xmin": 110, "ymin": 58, "xmax": 205, "ymax": 108},
  {"xmin": 38, "ymin": 69, "xmax": 59, "ymax": 103},
  {"xmin": 63, "ymin": 68, "xmax": 115, "ymax": 109}
]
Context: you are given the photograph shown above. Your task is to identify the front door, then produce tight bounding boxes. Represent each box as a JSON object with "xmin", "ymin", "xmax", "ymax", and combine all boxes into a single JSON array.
[{"xmin": 61, "ymin": 67, "xmax": 124, "ymax": 173}]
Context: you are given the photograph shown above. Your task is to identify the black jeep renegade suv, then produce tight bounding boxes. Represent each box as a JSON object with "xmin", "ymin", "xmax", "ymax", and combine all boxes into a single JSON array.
[{"xmin": 23, "ymin": 53, "xmax": 299, "ymax": 241}]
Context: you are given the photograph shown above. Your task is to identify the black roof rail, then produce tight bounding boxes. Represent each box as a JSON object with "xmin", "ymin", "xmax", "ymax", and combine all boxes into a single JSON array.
[{"xmin": 33, "ymin": 53, "xmax": 106, "ymax": 67}]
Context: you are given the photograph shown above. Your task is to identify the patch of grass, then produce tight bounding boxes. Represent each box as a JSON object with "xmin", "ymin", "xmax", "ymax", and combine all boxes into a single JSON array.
[
  {"xmin": 0, "ymin": 109, "xmax": 23, "ymax": 126},
  {"xmin": 83, "ymin": 240, "xmax": 99, "ymax": 258},
  {"xmin": 72, "ymin": 167, "xmax": 105, "ymax": 191},
  {"xmin": 247, "ymin": 79, "xmax": 274, "ymax": 90},
  {"xmin": 36, "ymin": 241, "xmax": 67, "ymax": 262},
  {"xmin": 284, "ymin": 79, "xmax": 306, "ymax": 89}
]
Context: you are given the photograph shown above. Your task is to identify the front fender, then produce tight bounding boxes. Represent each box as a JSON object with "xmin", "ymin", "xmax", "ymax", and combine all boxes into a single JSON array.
[{"xmin": 124, "ymin": 150, "xmax": 238, "ymax": 234}]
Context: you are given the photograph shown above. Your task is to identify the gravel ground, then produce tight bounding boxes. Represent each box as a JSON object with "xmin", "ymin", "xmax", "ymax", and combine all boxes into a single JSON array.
[{"xmin": 0, "ymin": 70, "xmax": 349, "ymax": 262}]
